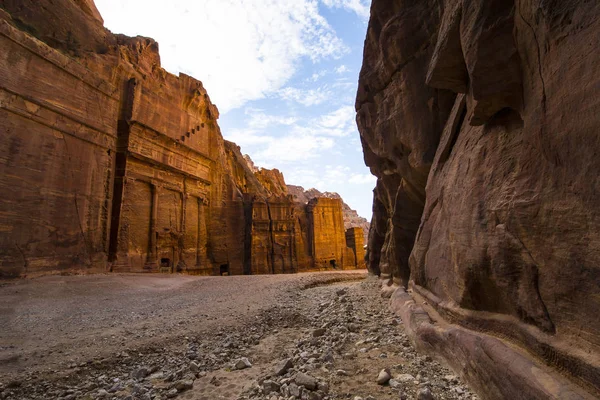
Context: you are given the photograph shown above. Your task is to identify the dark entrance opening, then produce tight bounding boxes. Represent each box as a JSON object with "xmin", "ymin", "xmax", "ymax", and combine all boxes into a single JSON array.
[
  {"xmin": 329, "ymin": 259, "xmax": 337, "ymax": 269},
  {"xmin": 220, "ymin": 264, "xmax": 230, "ymax": 276},
  {"xmin": 160, "ymin": 258, "xmax": 171, "ymax": 271}
]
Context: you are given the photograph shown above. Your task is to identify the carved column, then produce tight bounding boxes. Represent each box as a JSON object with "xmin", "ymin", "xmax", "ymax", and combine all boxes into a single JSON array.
[
  {"xmin": 145, "ymin": 183, "xmax": 158, "ymax": 270},
  {"xmin": 176, "ymin": 192, "xmax": 186, "ymax": 272},
  {"xmin": 196, "ymin": 197, "xmax": 203, "ymax": 267}
]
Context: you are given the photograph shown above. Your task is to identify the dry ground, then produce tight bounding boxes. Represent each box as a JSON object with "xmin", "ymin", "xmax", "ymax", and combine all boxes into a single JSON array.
[{"xmin": 0, "ymin": 272, "xmax": 474, "ymax": 400}]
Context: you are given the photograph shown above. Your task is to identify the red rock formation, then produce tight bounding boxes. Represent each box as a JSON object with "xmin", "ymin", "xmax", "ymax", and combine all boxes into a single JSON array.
[
  {"xmin": 287, "ymin": 184, "xmax": 370, "ymax": 244},
  {"xmin": 307, "ymin": 198, "xmax": 348, "ymax": 270},
  {"xmin": 0, "ymin": 0, "xmax": 365, "ymax": 277},
  {"xmin": 345, "ymin": 227, "xmax": 366, "ymax": 269},
  {"xmin": 358, "ymin": 0, "xmax": 600, "ymax": 398}
]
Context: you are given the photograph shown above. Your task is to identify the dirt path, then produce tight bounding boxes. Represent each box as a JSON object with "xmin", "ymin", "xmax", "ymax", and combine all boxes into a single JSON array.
[{"xmin": 0, "ymin": 272, "xmax": 475, "ymax": 400}]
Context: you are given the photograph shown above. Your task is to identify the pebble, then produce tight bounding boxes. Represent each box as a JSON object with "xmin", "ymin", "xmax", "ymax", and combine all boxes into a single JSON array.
[
  {"xmin": 234, "ymin": 357, "xmax": 252, "ymax": 370},
  {"xmin": 312, "ymin": 328, "xmax": 326, "ymax": 337},
  {"xmin": 389, "ymin": 378, "xmax": 402, "ymax": 389},
  {"xmin": 8, "ymin": 278, "xmax": 474, "ymax": 400},
  {"xmin": 274, "ymin": 358, "xmax": 294, "ymax": 376},
  {"xmin": 173, "ymin": 379, "xmax": 193, "ymax": 391},
  {"xmin": 376, "ymin": 368, "xmax": 392, "ymax": 385},
  {"xmin": 417, "ymin": 387, "xmax": 434, "ymax": 400},
  {"xmin": 396, "ymin": 373, "xmax": 416, "ymax": 383},
  {"xmin": 262, "ymin": 380, "xmax": 281, "ymax": 394},
  {"xmin": 295, "ymin": 372, "xmax": 318, "ymax": 390}
]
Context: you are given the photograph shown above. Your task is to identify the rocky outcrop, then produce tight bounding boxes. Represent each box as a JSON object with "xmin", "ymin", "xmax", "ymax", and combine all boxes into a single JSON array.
[
  {"xmin": 287, "ymin": 185, "xmax": 370, "ymax": 245},
  {"xmin": 357, "ymin": 0, "xmax": 600, "ymax": 398},
  {"xmin": 0, "ymin": 0, "xmax": 365, "ymax": 277}
]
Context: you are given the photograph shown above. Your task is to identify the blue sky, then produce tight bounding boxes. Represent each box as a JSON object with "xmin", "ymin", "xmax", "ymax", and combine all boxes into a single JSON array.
[{"xmin": 94, "ymin": 0, "xmax": 375, "ymax": 219}]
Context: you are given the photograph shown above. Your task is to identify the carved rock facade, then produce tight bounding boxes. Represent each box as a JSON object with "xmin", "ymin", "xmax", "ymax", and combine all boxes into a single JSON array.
[
  {"xmin": 287, "ymin": 184, "xmax": 370, "ymax": 245},
  {"xmin": 357, "ymin": 0, "xmax": 600, "ymax": 398},
  {"xmin": 0, "ymin": 1, "xmax": 364, "ymax": 278}
]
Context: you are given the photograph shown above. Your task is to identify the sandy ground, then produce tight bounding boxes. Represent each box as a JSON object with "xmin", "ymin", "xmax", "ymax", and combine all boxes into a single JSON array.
[{"xmin": 0, "ymin": 272, "xmax": 474, "ymax": 400}]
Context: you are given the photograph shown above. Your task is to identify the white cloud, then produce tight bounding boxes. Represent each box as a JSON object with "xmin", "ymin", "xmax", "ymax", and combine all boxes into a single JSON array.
[
  {"xmin": 308, "ymin": 70, "xmax": 328, "ymax": 82},
  {"xmin": 245, "ymin": 109, "xmax": 299, "ymax": 129},
  {"xmin": 318, "ymin": 106, "xmax": 355, "ymax": 131},
  {"xmin": 321, "ymin": 0, "xmax": 371, "ymax": 19},
  {"xmin": 286, "ymin": 165, "xmax": 374, "ymax": 191},
  {"xmin": 335, "ymin": 65, "xmax": 349, "ymax": 74},
  {"xmin": 254, "ymin": 134, "xmax": 336, "ymax": 163},
  {"xmin": 277, "ymin": 86, "xmax": 334, "ymax": 106},
  {"xmin": 225, "ymin": 106, "xmax": 356, "ymax": 164},
  {"xmin": 94, "ymin": 0, "xmax": 350, "ymax": 113},
  {"xmin": 349, "ymin": 173, "xmax": 376, "ymax": 184},
  {"xmin": 286, "ymin": 165, "xmax": 349, "ymax": 191}
]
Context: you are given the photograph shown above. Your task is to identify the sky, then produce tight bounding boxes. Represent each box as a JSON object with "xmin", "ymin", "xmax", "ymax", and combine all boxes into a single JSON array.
[{"xmin": 94, "ymin": 0, "xmax": 375, "ymax": 219}]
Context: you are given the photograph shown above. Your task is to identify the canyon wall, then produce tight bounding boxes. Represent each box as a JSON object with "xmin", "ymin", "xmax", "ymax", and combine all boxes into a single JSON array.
[
  {"xmin": 288, "ymin": 184, "xmax": 370, "ymax": 244},
  {"xmin": 0, "ymin": 0, "xmax": 365, "ymax": 278},
  {"xmin": 357, "ymin": 0, "xmax": 600, "ymax": 398}
]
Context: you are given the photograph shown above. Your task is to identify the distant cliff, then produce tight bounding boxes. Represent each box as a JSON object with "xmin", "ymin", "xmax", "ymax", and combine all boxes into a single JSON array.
[{"xmin": 287, "ymin": 185, "xmax": 369, "ymax": 245}]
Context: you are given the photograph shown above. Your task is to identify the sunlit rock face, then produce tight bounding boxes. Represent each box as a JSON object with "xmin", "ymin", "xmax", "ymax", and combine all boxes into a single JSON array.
[
  {"xmin": 357, "ymin": 0, "xmax": 600, "ymax": 398},
  {"xmin": 287, "ymin": 185, "xmax": 370, "ymax": 244},
  {"xmin": 0, "ymin": 0, "xmax": 366, "ymax": 277}
]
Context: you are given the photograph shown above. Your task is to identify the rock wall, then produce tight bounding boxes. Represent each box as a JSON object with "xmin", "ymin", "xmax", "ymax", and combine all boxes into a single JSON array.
[
  {"xmin": 357, "ymin": 0, "xmax": 600, "ymax": 398},
  {"xmin": 0, "ymin": 11, "xmax": 118, "ymax": 277},
  {"xmin": 287, "ymin": 185, "xmax": 370, "ymax": 244},
  {"xmin": 307, "ymin": 198, "xmax": 349, "ymax": 270},
  {"xmin": 345, "ymin": 227, "xmax": 366, "ymax": 269},
  {"xmin": 0, "ymin": 0, "xmax": 366, "ymax": 278}
]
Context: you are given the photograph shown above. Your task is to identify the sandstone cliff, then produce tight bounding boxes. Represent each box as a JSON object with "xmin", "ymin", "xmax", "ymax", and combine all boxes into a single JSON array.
[
  {"xmin": 0, "ymin": 0, "xmax": 365, "ymax": 277},
  {"xmin": 357, "ymin": 0, "xmax": 600, "ymax": 398},
  {"xmin": 288, "ymin": 185, "xmax": 370, "ymax": 245}
]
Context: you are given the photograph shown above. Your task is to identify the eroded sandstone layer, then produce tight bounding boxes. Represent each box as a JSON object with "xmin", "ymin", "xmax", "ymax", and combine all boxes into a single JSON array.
[
  {"xmin": 0, "ymin": 0, "xmax": 365, "ymax": 278},
  {"xmin": 288, "ymin": 184, "xmax": 370, "ymax": 244},
  {"xmin": 357, "ymin": 0, "xmax": 600, "ymax": 398}
]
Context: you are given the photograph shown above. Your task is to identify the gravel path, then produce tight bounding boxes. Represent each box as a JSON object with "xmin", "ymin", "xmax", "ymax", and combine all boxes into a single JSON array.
[{"xmin": 0, "ymin": 272, "xmax": 475, "ymax": 400}]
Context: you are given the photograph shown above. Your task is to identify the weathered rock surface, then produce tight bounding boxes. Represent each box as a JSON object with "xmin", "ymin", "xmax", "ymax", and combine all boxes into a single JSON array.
[
  {"xmin": 0, "ymin": 0, "xmax": 366, "ymax": 277},
  {"xmin": 288, "ymin": 184, "xmax": 370, "ymax": 245},
  {"xmin": 357, "ymin": 0, "xmax": 600, "ymax": 398}
]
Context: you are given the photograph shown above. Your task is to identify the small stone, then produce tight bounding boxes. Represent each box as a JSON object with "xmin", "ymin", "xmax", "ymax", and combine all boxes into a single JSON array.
[
  {"xmin": 174, "ymin": 379, "xmax": 193, "ymax": 392},
  {"xmin": 262, "ymin": 380, "xmax": 281, "ymax": 394},
  {"xmin": 336, "ymin": 369, "xmax": 349, "ymax": 376},
  {"xmin": 166, "ymin": 388, "xmax": 178, "ymax": 398},
  {"xmin": 289, "ymin": 382, "xmax": 302, "ymax": 397},
  {"xmin": 295, "ymin": 372, "xmax": 318, "ymax": 390},
  {"xmin": 396, "ymin": 373, "xmax": 416, "ymax": 383},
  {"xmin": 417, "ymin": 387, "xmax": 434, "ymax": 400},
  {"xmin": 234, "ymin": 357, "xmax": 252, "ymax": 370},
  {"xmin": 389, "ymin": 378, "xmax": 402, "ymax": 389},
  {"xmin": 308, "ymin": 392, "xmax": 323, "ymax": 400},
  {"xmin": 147, "ymin": 371, "xmax": 164, "ymax": 381},
  {"xmin": 312, "ymin": 328, "xmax": 326, "ymax": 337},
  {"xmin": 132, "ymin": 367, "xmax": 150, "ymax": 380},
  {"xmin": 107, "ymin": 382, "xmax": 122, "ymax": 393},
  {"xmin": 317, "ymin": 381, "xmax": 329, "ymax": 393},
  {"xmin": 376, "ymin": 368, "xmax": 391, "ymax": 385},
  {"xmin": 274, "ymin": 358, "xmax": 294, "ymax": 376},
  {"xmin": 189, "ymin": 362, "xmax": 200, "ymax": 373}
]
